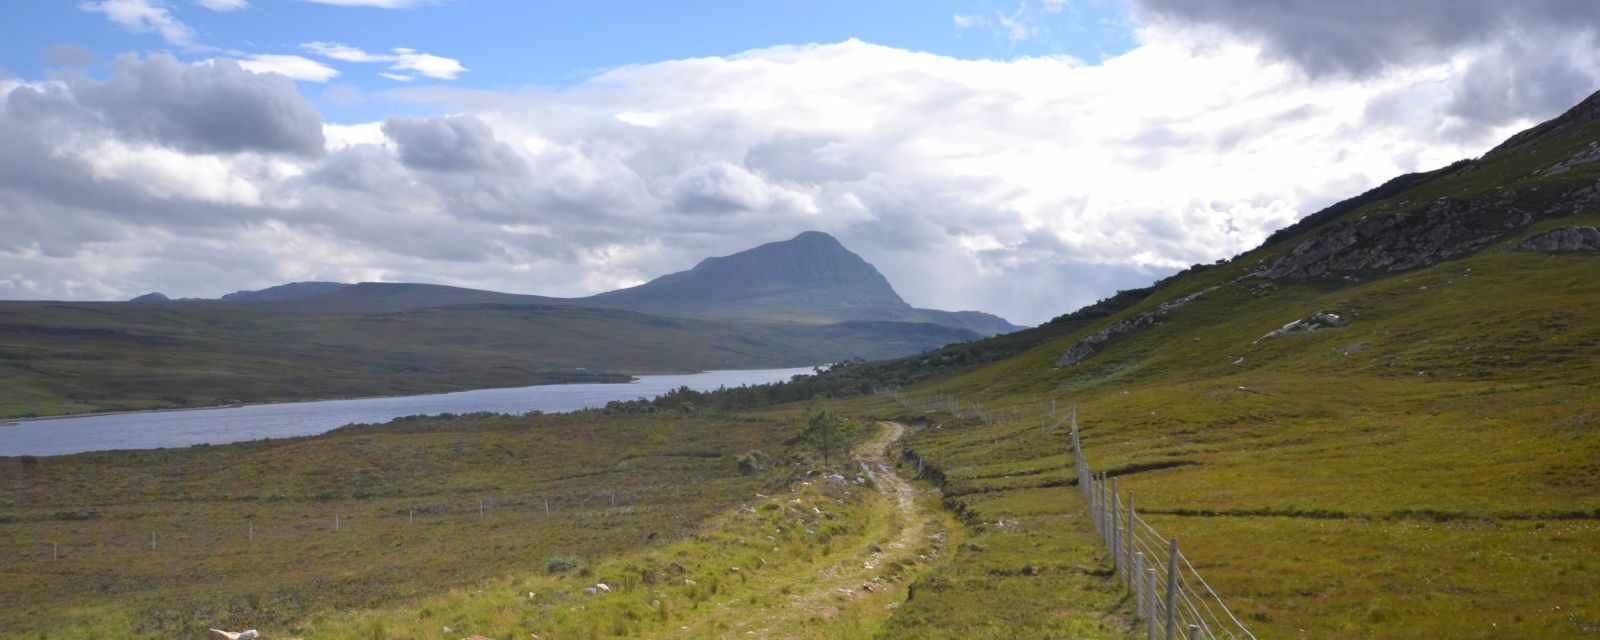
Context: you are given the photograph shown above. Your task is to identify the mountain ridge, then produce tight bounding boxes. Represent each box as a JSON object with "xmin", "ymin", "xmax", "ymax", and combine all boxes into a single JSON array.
[{"xmin": 144, "ymin": 231, "xmax": 1022, "ymax": 336}]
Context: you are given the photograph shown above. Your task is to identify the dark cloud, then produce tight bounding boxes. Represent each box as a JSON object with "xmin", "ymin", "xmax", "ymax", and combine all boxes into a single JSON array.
[
  {"xmin": 382, "ymin": 115, "xmax": 522, "ymax": 172},
  {"xmin": 1135, "ymin": 0, "xmax": 1600, "ymax": 76},
  {"xmin": 45, "ymin": 44, "xmax": 96, "ymax": 67},
  {"xmin": 1446, "ymin": 39, "xmax": 1599, "ymax": 129},
  {"xmin": 1137, "ymin": 1, "xmax": 1600, "ymax": 130},
  {"xmin": 72, "ymin": 54, "xmax": 325, "ymax": 156}
]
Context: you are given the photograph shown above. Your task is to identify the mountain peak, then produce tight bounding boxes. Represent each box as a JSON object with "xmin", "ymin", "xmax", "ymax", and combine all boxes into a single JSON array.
[{"xmin": 586, "ymin": 231, "xmax": 1021, "ymax": 335}]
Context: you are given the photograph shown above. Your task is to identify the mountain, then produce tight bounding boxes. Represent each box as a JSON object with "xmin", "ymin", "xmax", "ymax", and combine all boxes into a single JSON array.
[
  {"xmin": 582, "ymin": 231, "xmax": 1022, "ymax": 335},
  {"xmin": 213, "ymin": 231, "xmax": 1022, "ymax": 335},
  {"xmin": 127, "ymin": 292, "xmax": 170, "ymax": 303}
]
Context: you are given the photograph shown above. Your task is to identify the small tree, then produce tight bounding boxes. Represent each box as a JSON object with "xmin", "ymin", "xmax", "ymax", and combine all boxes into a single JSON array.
[{"xmin": 801, "ymin": 407, "xmax": 860, "ymax": 468}]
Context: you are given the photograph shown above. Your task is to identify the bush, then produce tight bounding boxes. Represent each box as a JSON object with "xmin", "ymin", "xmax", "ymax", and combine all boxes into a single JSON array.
[
  {"xmin": 546, "ymin": 554, "xmax": 585, "ymax": 574},
  {"xmin": 735, "ymin": 449, "xmax": 770, "ymax": 475}
]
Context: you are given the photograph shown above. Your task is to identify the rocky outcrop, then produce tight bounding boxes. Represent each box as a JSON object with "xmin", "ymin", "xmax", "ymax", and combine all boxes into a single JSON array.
[
  {"xmin": 1056, "ymin": 284, "xmax": 1224, "ymax": 366},
  {"xmin": 1257, "ymin": 311, "xmax": 1347, "ymax": 342},
  {"xmin": 1259, "ymin": 179, "xmax": 1600, "ymax": 280},
  {"xmin": 1519, "ymin": 226, "xmax": 1600, "ymax": 253},
  {"xmin": 1542, "ymin": 141, "xmax": 1600, "ymax": 176}
]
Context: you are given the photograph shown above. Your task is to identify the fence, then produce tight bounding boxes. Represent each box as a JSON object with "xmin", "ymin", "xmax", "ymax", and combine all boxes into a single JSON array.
[{"xmin": 883, "ymin": 389, "xmax": 1257, "ymax": 640}]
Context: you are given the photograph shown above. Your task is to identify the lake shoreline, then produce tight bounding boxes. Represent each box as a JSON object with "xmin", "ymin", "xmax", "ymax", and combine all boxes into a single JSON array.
[
  {"xmin": 1, "ymin": 370, "xmax": 704, "ymax": 424},
  {"xmin": 0, "ymin": 367, "xmax": 818, "ymax": 457}
]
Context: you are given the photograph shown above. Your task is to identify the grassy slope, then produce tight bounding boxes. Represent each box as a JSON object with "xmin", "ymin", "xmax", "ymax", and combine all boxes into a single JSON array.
[
  {"xmin": 0, "ymin": 409, "xmax": 808, "ymax": 638},
  {"xmin": 0, "ymin": 303, "xmax": 975, "ymax": 419},
  {"xmin": 871, "ymin": 221, "xmax": 1600, "ymax": 635}
]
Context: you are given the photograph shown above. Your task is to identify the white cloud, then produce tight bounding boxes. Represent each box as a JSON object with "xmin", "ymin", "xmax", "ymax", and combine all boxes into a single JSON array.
[
  {"xmin": 79, "ymin": 0, "xmax": 196, "ymax": 47},
  {"xmin": 302, "ymin": 42, "xmax": 467, "ymax": 80},
  {"xmin": 378, "ymin": 72, "xmax": 413, "ymax": 82},
  {"xmin": 233, "ymin": 54, "xmax": 339, "ymax": 82},
  {"xmin": 195, "ymin": 0, "xmax": 247, "ymax": 11},
  {"xmin": 387, "ymin": 48, "xmax": 467, "ymax": 80},
  {"xmin": 6, "ymin": 25, "xmax": 1599, "ymax": 323}
]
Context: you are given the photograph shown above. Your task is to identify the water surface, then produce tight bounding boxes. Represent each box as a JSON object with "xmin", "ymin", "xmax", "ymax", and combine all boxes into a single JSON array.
[{"xmin": 0, "ymin": 367, "xmax": 814, "ymax": 456}]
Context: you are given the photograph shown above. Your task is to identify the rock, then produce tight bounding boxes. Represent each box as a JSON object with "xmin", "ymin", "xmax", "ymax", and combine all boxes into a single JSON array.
[
  {"xmin": 582, "ymin": 587, "xmax": 599, "ymax": 595},
  {"xmin": 1056, "ymin": 283, "xmax": 1228, "ymax": 366},
  {"xmin": 1258, "ymin": 311, "xmax": 1348, "ymax": 341},
  {"xmin": 209, "ymin": 630, "xmax": 258, "ymax": 640},
  {"xmin": 595, "ymin": 582, "xmax": 611, "ymax": 592},
  {"xmin": 1518, "ymin": 226, "xmax": 1600, "ymax": 253},
  {"xmin": 1542, "ymin": 141, "xmax": 1600, "ymax": 176}
]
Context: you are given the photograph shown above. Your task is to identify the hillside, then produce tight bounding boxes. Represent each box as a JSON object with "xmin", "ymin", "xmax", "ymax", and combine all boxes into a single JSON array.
[
  {"xmin": 0, "ymin": 302, "xmax": 976, "ymax": 419},
  {"xmin": 825, "ymin": 89, "xmax": 1600, "ymax": 638}
]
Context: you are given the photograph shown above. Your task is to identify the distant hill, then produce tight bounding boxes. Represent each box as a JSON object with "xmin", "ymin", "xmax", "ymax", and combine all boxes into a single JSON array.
[
  {"xmin": 223, "ymin": 282, "xmax": 566, "ymax": 313},
  {"xmin": 582, "ymin": 231, "xmax": 1022, "ymax": 335},
  {"xmin": 213, "ymin": 231, "xmax": 1022, "ymax": 335}
]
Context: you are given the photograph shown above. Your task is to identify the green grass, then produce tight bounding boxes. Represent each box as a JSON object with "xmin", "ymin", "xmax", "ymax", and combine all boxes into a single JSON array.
[
  {"xmin": 0, "ymin": 408, "xmax": 816, "ymax": 638},
  {"xmin": 865, "ymin": 227, "xmax": 1600, "ymax": 637}
]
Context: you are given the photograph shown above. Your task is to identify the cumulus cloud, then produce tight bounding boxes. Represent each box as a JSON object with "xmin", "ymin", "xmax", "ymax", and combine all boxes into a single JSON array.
[
  {"xmin": 381, "ymin": 115, "xmax": 522, "ymax": 172},
  {"xmin": 6, "ymin": 7, "xmax": 1600, "ymax": 323},
  {"xmin": 302, "ymin": 42, "xmax": 467, "ymax": 79},
  {"xmin": 21, "ymin": 53, "xmax": 327, "ymax": 156}
]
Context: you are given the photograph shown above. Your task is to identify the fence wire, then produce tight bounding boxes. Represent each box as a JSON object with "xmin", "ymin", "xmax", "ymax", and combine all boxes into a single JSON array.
[{"xmin": 883, "ymin": 389, "xmax": 1257, "ymax": 640}]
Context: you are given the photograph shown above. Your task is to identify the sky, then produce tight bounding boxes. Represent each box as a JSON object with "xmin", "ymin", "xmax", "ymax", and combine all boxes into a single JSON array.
[{"xmin": 2, "ymin": 1, "xmax": 1598, "ymax": 325}]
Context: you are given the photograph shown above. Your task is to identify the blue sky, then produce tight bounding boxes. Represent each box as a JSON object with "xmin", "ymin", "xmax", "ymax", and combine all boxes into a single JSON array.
[{"xmin": 6, "ymin": 1, "xmax": 1137, "ymax": 122}]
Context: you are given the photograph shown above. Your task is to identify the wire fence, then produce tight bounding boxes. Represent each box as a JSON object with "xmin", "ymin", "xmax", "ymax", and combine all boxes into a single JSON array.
[{"xmin": 882, "ymin": 389, "xmax": 1257, "ymax": 640}]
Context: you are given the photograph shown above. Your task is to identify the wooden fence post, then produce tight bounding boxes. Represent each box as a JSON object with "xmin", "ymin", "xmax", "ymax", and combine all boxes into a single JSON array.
[
  {"xmin": 52, "ymin": 542, "xmax": 58, "ymax": 561},
  {"xmin": 1166, "ymin": 537, "xmax": 1179, "ymax": 640},
  {"xmin": 248, "ymin": 522, "xmax": 254, "ymax": 544},
  {"xmin": 1188, "ymin": 624, "xmax": 1200, "ymax": 640},
  {"xmin": 1146, "ymin": 567, "xmax": 1159, "ymax": 640},
  {"xmin": 150, "ymin": 531, "xmax": 156, "ymax": 551},
  {"xmin": 1133, "ymin": 552, "xmax": 1146, "ymax": 618},
  {"xmin": 1127, "ymin": 495, "xmax": 1137, "ymax": 590},
  {"xmin": 1111, "ymin": 477, "xmax": 1121, "ymax": 579},
  {"xmin": 409, "ymin": 508, "xmax": 415, "ymax": 525},
  {"xmin": 335, "ymin": 513, "xmax": 340, "ymax": 531}
]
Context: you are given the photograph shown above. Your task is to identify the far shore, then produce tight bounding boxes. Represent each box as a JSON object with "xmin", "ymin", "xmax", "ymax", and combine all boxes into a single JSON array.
[{"xmin": 2, "ymin": 365, "xmax": 820, "ymax": 425}]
